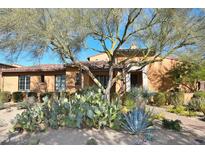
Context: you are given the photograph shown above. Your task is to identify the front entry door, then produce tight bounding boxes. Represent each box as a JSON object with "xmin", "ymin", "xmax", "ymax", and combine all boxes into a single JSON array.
[{"xmin": 130, "ymin": 72, "xmax": 142, "ymax": 88}]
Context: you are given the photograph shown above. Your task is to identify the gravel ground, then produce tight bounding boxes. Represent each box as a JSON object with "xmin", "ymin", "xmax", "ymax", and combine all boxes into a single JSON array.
[
  {"xmin": 0, "ymin": 105, "xmax": 23, "ymax": 143},
  {"xmin": 0, "ymin": 105, "xmax": 205, "ymax": 145},
  {"xmin": 147, "ymin": 105, "xmax": 205, "ymax": 138}
]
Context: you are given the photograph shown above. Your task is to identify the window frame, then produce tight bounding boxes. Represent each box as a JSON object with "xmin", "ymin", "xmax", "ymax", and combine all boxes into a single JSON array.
[
  {"xmin": 75, "ymin": 72, "xmax": 81, "ymax": 87},
  {"xmin": 96, "ymin": 75, "xmax": 109, "ymax": 88},
  {"xmin": 55, "ymin": 74, "xmax": 66, "ymax": 92},
  {"xmin": 18, "ymin": 75, "xmax": 30, "ymax": 91}
]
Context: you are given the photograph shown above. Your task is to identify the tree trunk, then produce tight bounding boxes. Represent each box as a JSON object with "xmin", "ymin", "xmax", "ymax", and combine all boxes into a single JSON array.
[{"xmin": 105, "ymin": 65, "xmax": 114, "ymax": 103}]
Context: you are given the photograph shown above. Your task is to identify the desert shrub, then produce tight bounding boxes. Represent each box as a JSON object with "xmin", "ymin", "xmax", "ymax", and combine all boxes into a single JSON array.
[
  {"xmin": 125, "ymin": 88, "xmax": 152, "ymax": 102},
  {"xmin": 13, "ymin": 88, "xmax": 122, "ymax": 132},
  {"xmin": 187, "ymin": 98, "xmax": 201, "ymax": 112},
  {"xmin": 200, "ymin": 103, "xmax": 205, "ymax": 117},
  {"xmin": 186, "ymin": 98, "xmax": 205, "ymax": 117},
  {"xmin": 13, "ymin": 104, "xmax": 44, "ymax": 132},
  {"xmin": 123, "ymin": 88, "xmax": 153, "ymax": 111},
  {"xmin": 162, "ymin": 119, "xmax": 182, "ymax": 131},
  {"xmin": 0, "ymin": 91, "xmax": 11, "ymax": 103},
  {"xmin": 122, "ymin": 107, "xmax": 153, "ymax": 135},
  {"xmin": 193, "ymin": 91, "xmax": 205, "ymax": 99},
  {"xmin": 166, "ymin": 91, "xmax": 184, "ymax": 106},
  {"xmin": 151, "ymin": 113, "xmax": 165, "ymax": 121},
  {"xmin": 12, "ymin": 92, "xmax": 24, "ymax": 103},
  {"xmin": 27, "ymin": 92, "xmax": 38, "ymax": 99},
  {"xmin": 59, "ymin": 92, "xmax": 70, "ymax": 99},
  {"xmin": 66, "ymin": 89, "xmax": 122, "ymax": 129},
  {"xmin": 153, "ymin": 92, "xmax": 166, "ymax": 106},
  {"xmin": 17, "ymin": 101, "xmax": 29, "ymax": 110},
  {"xmin": 40, "ymin": 92, "xmax": 60, "ymax": 102},
  {"xmin": 167, "ymin": 105, "xmax": 197, "ymax": 116}
]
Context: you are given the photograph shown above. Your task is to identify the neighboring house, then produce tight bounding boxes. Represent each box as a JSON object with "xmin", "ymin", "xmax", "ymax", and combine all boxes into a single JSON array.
[{"xmin": 0, "ymin": 49, "xmax": 178, "ymax": 94}]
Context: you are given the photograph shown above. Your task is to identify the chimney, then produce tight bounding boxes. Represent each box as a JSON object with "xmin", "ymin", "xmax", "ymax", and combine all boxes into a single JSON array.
[{"xmin": 131, "ymin": 44, "xmax": 137, "ymax": 49}]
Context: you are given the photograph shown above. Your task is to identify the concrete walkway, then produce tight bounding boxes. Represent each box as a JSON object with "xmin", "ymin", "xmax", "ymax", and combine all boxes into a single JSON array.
[{"xmin": 147, "ymin": 105, "xmax": 205, "ymax": 139}]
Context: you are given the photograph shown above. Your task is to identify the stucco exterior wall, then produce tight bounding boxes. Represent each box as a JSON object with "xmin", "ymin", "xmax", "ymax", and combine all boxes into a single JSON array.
[
  {"xmin": 88, "ymin": 53, "xmax": 109, "ymax": 61},
  {"xmin": 30, "ymin": 76, "xmax": 40, "ymax": 92},
  {"xmin": 66, "ymin": 68, "xmax": 79, "ymax": 93},
  {"xmin": 45, "ymin": 75, "xmax": 55, "ymax": 92},
  {"xmin": 147, "ymin": 58, "xmax": 177, "ymax": 92},
  {"xmin": 2, "ymin": 76, "xmax": 18, "ymax": 92}
]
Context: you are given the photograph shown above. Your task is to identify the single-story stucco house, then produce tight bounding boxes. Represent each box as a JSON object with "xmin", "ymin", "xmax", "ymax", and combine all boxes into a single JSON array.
[{"xmin": 0, "ymin": 48, "xmax": 178, "ymax": 94}]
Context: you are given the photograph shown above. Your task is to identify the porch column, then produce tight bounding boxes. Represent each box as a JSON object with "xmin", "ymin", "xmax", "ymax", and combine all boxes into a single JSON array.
[
  {"xmin": 142, "ymin": 66, "xmax": 148, "ymax": 90},
  {"xmin": 126, "ymin": 73, "xmax": 131, "ymax": 92},
  {"xmin": 81, "ymin": 71, "xmax": 84, "ymax": 89}
]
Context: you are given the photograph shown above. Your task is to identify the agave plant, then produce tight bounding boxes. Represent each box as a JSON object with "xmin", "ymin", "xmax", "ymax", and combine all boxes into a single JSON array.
[{"xmin": 122, "ymin": 107, "xmax": 153, "ymax": 135}]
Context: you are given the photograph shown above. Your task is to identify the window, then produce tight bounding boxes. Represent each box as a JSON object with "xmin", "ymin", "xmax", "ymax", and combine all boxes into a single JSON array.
[
  {"xmin": 18, "ymin": 75, "xmax": 30, "ymax": 91},
  {"xmin": 96, "ymin": 75, "xmax": 109, "ymax": 88},
  {"xmin": 55, "ymin": 75, "xmax": 66, "ymax": 91},
  {"xmin": 75, "ymin": 72, "xmax": 81, "ymax": 86},
  {"xmin": 41, "ymin": 75, "xmax": 45, "ymax": 83}
]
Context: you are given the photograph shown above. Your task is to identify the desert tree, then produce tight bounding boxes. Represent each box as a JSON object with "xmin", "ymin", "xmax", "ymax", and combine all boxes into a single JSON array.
[{"xmin": 0, "ymin": 8, "xmax": 205, "ymax": 101}]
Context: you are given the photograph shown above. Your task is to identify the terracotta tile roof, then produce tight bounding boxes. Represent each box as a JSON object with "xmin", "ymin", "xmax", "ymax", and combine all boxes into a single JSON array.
[
  {"xmin": 2, "ymin": 61, "xmax": 123, "ymax": 73},
  {"xmin": 2, "ymin": 64, "xmax": 65, "ymax": 73},
  {"xmin": 80, "ymin": 61, "xmax": 122, "ymax": 69}
]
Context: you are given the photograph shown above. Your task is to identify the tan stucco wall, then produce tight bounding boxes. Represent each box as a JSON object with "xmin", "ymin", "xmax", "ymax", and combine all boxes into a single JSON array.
[
  {"xmin": 1, "ymin": 71, "xmax": 65, "ymax": 92},
  {"xmin": 45, "ymin": 75, "xmax": 55, "ymax": 92},
  {"xmin": 30, "ymin": 75, "xmax": 55, "ymax": 92},
  {"xmin": 30, "ymin": 76, "xmax": 40, "ymax": 92},
  {"xmin": 2, "ymin": 76, "xmax": 18, "ymax": 92},
  {"xmin": 66, "ymin": 68, "xmax": 79, "ymax": 93},
  {"xmin": 88, "ymin": 53, "xmax": 109, "ymax": 61},
  {"xmin": 147, "ymin": 58, "xmax": 177, "ymax": 92}
]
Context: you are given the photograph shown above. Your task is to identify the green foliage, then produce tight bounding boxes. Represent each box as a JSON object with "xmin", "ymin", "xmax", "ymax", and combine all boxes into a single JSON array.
[
  {"xmin": 68, "ymin": 89, "xmax": 122, "ymax": 129},
  {"xmin": 200, "ymin": 103, "xmax": 205, "ymax": 117},
  {"xmin": 193, "ymin": 91, "xmax": 205, "ymax": 99},
  {"xmin": 167, "ymin": 91, "xmax": 184, "ymax": 106},
  {"xmin": 123, "ymin": 88, "xmax": 152, "ymax": 111},
  {"xmin": 167, "ymin": 105, "xmax": 197, "ymax": 117},
  {"xmin": 162, "ymin": 119, "xmax": 182, "ymax": 131},
  {"xmin": 0, "ymin": 91, "xmax": 11, "ymax": 103},
  {"xmin": 122, "ymin": 107, "xmax": 153, "ymax": 135},
  {"xmin": 186, "ymin": 97, "xmax": 205, "ymax": 117},
  {"xmin": 13, "ymin": 88, "xmax": 122, "ymax": 132},
  {"xmin": 186, "ymin": 98, "xmax": 201, "ymax": 112},
  {"xmin": 151, "ymin": 113, "xmax": 165, "ymax": 121},
  {"xmin": 27, "ymin": 92, "xmax": 38, "ymax": 99},
  {"xmin": 12, "ymin": 92, "xmax": 24, "ymax": 103},
  {"xmin": 168, "ymin": 60, "xmax": 205, "ymax": 92},
  {"xmin": 17, "ymin": 101, "xmax": 31, "ymax": 110},
  {"xmin": 153, "ymin": 92, "xmax": 166, "ymax": 106},
  {"xmin": 40, "ymin": 92, "xmax": 60, "ymax": 102},
  {"xmin": 13, "ymin": 105, "xmax": 44, "ymax": 132}
]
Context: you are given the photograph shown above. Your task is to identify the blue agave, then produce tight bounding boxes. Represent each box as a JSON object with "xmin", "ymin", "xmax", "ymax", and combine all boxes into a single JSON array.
[{"xmin": 122, "ymin": 107, "xmax": 153, "ymax": 135}]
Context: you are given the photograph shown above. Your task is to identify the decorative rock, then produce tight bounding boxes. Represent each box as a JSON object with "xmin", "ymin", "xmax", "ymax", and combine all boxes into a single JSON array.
[
  {"xmin": 39, "ymin": 123, "xmax": 46, "ymax": 132},
  {"xmin": 86, "ymin": 137, "xmax": 98, "ymax": 145},
  {"xmin": 28, "ymin": 137, "xmax": 40, "ymax": 145}
]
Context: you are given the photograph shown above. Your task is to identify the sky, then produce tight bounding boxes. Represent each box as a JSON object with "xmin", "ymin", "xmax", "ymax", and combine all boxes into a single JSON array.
[
  {"xmin": 0, "ymin": 39, "xmax": 100, "ymax": 66},
  {"xmin": 0, "ymin": 8, "xmax": 202, "ymax": 66}
]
